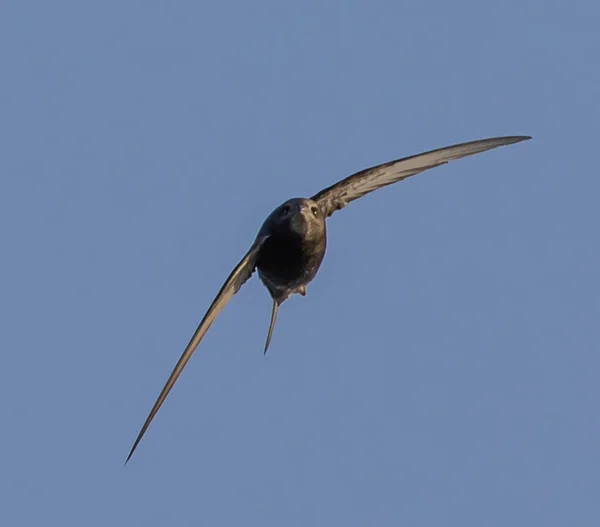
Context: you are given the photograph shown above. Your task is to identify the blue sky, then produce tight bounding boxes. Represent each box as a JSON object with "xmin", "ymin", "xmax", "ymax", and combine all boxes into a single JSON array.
[{"xmin": 1, "ymin": 1, "xmax": 598, "ymax": 525}]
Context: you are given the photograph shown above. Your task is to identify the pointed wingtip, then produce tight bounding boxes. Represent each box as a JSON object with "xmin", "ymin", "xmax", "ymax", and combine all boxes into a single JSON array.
[
  {"xmin": 124, "ymin": 446, "xmax": 135, "ymax": 466},
  {"xmin": 264, "ymin": 337, "xmax": 273, "ymax": 355},
  {"xmin": 501, "ymin": 135, "xmax": 531, "ymax": 144},
  {"xmin": 125, "ymin": 434, "xmax": 143, "ymax": 466}
]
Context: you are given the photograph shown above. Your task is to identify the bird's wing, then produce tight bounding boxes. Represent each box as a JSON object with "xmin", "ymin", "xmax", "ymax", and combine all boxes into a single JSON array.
[
  {"xmin": 126, "ymin": 234, "xmax": 270, "ymax": 463},
  {"xmin": 311, "ymin": 136, "xmax": 531, "ymax": 218}
]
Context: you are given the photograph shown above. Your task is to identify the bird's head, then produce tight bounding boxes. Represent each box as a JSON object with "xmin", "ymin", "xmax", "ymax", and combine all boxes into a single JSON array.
[{"xmin": 265, "ymin": 198, "xmax": 325, "ymax": 239}]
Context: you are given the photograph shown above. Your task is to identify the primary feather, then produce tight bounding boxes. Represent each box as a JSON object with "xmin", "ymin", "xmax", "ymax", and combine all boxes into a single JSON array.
[{"xmin": 312, "ymin": 136, "xmax": 531, "ymax": 217}]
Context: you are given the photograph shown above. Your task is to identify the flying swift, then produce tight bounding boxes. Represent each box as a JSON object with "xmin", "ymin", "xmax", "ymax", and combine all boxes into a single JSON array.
[{"xmin": 126, "ymin": 135, "xmax": 531, "ymax": 462}]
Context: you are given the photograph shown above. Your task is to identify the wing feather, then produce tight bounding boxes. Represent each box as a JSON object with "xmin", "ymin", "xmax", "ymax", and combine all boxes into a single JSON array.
[
  {"xmin": 312, "ymin": 136, "xmax": 531, "ymax": 217},
  {"xmin": 125, "ymin": 235, "xmax": 270, "ymax": 463}
]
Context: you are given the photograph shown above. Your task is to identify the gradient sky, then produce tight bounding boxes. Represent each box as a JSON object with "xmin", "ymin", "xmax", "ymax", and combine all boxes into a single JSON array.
[{"xmin": 1, "ymin": 1, "xmax": 598, "ymax": 526}]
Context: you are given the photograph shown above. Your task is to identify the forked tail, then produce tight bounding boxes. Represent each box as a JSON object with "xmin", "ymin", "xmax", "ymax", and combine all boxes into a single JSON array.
[{"xmin": 264, "ymin": 299, "xmax": 280, "ymax": 354}]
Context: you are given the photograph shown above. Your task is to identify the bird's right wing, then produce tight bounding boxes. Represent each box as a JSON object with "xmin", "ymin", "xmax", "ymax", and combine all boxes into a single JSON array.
[
  {"xmin": 126, "ymin": 234, "xmax": 270, "ymax": 463},
  {"xmin": 312, "ymin": 136, "xmax": 531, "ymax": 218}
]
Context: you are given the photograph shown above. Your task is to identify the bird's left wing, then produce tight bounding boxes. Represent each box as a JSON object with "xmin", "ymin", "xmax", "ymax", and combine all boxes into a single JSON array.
[
  {"xmin": 311, "ymin": 136, "xmax": 531, "ymax": 218},
  {"xmin": 126, "ymin": 234, "xmax": 270, "ymax": 463}
]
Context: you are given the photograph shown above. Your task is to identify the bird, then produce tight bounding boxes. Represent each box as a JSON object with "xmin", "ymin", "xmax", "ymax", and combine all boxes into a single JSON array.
[{"xmin": 126, "ymin": 134, "xmax": 531, "ymax": 462}]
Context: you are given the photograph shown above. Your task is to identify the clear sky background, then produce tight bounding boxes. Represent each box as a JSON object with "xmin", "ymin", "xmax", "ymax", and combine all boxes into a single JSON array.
[{"xmin": 1, "ymin": 1, "xmax": 598, "ymax": 526}]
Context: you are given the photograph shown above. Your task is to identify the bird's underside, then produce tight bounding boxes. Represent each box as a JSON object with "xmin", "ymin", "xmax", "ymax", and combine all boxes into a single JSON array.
[
  {"xmin": 256, "ymin": 224, "xmax": 327, "ymax": 354},
  {"xmin": 126, "ymin": 134, "xmax": 531, "ymax": 462}
]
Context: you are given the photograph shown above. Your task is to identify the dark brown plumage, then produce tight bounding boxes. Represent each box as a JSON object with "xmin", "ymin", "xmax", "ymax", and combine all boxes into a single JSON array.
[{"xmin": 126, "ymin": 135, "xmax": 531, "ymax": 463}]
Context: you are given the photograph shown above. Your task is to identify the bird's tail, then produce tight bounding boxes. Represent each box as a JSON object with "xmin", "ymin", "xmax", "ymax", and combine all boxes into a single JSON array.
[{"xmin": 264, "ymin": 299, "xmax": 280, "ymax": 354}]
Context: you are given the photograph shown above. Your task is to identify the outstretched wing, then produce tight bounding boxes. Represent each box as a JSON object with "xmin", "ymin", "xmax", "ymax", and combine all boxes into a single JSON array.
[
  {"xmin": 126, "ymin": 235, "xmax": 270, "ymax": 463},
  {"xmin": 312, "ymin": 136, "xmax": 531, "ymax": 218}
]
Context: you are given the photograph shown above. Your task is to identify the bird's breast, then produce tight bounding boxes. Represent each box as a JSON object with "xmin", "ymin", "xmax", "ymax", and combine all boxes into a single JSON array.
[{"xmin": 256, "ymin": 231, "xmax": 326, "ymax": 292}]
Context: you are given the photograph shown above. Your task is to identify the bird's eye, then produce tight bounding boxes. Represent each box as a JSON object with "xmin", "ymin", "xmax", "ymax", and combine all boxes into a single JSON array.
[
  {"xmin": 281, "ymin": 206, "xmax": 291, "ymax": 216},
  {"xmin": 311, "ymin": 206, "xmax": 319, "ymax": 216}
]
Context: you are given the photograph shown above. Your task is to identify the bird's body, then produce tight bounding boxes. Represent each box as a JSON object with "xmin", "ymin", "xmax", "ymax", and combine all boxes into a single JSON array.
[
  {"xmin": 126, "ymin": 135, "xmax": 532, "ymax": 462},
  {"xmin": 256, "ymin": 198, "xmax": 327, "ymax": 301}
]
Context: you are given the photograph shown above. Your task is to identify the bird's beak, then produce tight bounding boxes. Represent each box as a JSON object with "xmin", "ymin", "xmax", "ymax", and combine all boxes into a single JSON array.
[{"xmin": 289, "ymin": 209, "xmax": 309, "ymax": 234}]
